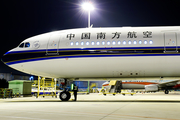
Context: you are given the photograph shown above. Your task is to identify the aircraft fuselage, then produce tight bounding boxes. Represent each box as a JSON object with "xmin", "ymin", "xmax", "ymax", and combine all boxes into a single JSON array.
[{"xmin": 2, "ymin": 26, "xmax": 180, "ymax": 80}]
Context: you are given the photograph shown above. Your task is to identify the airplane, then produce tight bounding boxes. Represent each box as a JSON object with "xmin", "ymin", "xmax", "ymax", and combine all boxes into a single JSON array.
[
  {"xmin": 2, "ymin": 26, "xmax": 180, "ymax": 101},
  {"xmin": 102, "ymin": 80, "xmax": 180, "ymax": 94}
]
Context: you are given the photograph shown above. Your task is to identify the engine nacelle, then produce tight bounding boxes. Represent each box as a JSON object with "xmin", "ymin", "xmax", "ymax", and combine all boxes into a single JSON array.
[{"xmin": 145, "ymin": 85, "xmax": 158, "ymax": 92}]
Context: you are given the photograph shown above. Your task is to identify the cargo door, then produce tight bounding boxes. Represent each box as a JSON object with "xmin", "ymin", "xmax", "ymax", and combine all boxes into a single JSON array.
[
  {"xmin": 164, "ymin": 32, "xmax": 177, "ymax": 52},
  {"xmin": 46, "ymin": 34, "xmax": 60, "ymax": 55}
]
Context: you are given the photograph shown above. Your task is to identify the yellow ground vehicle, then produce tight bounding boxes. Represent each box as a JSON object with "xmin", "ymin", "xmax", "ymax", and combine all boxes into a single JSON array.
[
  {"xmin": 89, "ymin": 83, "xmax": 99, "ymax": 93},
  {"xmin": 101, "ymin": 80, "xmax": 136, "ymax": 96}
]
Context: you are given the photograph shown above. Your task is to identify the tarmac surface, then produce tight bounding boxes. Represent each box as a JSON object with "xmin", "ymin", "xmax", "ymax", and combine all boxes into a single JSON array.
[{"xmin": 0, "ymin": 92, "xmax": 180, "ymax": 120}]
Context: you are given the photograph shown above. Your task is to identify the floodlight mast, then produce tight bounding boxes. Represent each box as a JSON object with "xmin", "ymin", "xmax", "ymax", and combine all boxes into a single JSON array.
[
  {"xmin": 88, "ymin": 10, "xmax": 90, "ymax": 28},
  {"xmin": 82, "ymin": 2, "xmax": 94, "ymax": 28}
]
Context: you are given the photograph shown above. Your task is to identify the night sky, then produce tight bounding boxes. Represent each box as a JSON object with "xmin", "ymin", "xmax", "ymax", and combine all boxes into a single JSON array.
[{"xmin": 1, "ymin": 0, "xmax": 180, "ymax": 74}]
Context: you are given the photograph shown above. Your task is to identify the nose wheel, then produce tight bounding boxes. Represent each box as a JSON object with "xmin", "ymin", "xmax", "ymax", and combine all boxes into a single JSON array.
[{"xmin": 59, "ymin": 91, "xmax": 71, "ymax": 101}]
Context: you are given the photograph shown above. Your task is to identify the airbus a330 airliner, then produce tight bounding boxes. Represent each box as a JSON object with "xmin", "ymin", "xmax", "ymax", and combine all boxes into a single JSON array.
[{"xmin": 2, "ymin": 26, "xmax": 180, "ymax": 100}]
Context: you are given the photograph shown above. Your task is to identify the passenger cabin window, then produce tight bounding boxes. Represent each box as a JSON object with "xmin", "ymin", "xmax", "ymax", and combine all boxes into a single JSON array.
[
  {"xmin": 102, "ymin": 41, "xmax": 105, "ymax": 45},
  {"xmin": 144, "ymin": 40, "xmax": 147, "ymax": 44},
  {"xmin": 112, "ymin": 41, "xmax": 116, "ymax": 45},
  {"xmin": 149, "ymin": 40, "xmax": 153, "ymax": 44},
  {"xmin": 97, "ymin": 41, "xmax": 100, "ymax": 45},
  {"xmin": 76, "ymin": 42, "xmax": 79, "ymax": 45},
  {"xmin": 86, "ymin": 42, "xmax": 89, "ymax": 45},
  {"xmin": 123, "ymin": 41, "xmax": 126, "ymax": 45}
]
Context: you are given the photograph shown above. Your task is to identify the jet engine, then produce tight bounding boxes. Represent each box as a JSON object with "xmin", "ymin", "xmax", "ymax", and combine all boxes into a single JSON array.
[{"xmin": 145, "ymin": 84, "xmax": 158, "ymax": 92}]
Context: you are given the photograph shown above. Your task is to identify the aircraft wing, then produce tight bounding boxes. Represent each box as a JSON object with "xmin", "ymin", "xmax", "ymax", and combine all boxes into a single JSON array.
[{"xmin": 158, "ymin": 79, "xmax": 180, "ymax": 88}]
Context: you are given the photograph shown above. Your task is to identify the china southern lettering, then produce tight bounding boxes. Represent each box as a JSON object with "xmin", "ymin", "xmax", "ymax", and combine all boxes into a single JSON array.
[{"xmin": 66, "ymin": 31, "xmax": 152, "ymax": 40}]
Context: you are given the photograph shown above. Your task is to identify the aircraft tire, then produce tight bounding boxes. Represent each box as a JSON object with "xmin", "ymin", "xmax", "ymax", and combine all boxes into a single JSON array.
[
  {"xmin": 165, "ymin": 90, "xmax": 169, "ymax": 94},
  {"xmin": 59, "ymin": 91, "xmax": 71, "ymax": 101}
]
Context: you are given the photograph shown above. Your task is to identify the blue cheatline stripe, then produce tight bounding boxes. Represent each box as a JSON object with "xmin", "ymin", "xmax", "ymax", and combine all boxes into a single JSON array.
[
  {"xmin": 6, "ymin": 54, "xmax": 180, "ymax": 65},
  {"xmin": 5, "ymin": 46, "xmax": 178, "ymax": 54},
  {"xmin": 5, "ymin": 49, "xmax": 46, "ymax": 54}
]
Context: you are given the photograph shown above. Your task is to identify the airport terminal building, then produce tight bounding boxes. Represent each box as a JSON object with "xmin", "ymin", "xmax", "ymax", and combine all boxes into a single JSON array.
[{"xmin": 0, "ymin": 73, "xmax": 31, "ymax": 81}]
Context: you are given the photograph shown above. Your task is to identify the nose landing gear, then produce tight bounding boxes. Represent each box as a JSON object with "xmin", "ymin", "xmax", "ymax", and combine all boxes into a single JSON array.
[
  {"xmin": 59, "ymin": 91, "xmax": 71, "ymax": 101},
  {"xmin": 59, "ymin": 79, "xmax": 72, "ymax": 101}
]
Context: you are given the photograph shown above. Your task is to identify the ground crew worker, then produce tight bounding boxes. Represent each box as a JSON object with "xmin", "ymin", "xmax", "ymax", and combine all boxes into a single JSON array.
[{"xmin": 73, "ymin": 84, "xmax": 78, "ymax": 101}]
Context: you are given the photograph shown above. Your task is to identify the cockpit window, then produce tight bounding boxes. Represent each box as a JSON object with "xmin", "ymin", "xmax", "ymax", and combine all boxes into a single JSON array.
[
  {"xmin": 19, "ymin": 42, "xmax": 30, "ymax": 48},
  {"xmin": 25, "ymin": 42, "xmax": 30, "ymax": 47},
  {"xmin": 19, "ymin": 43, "xmax": 24, "ymax": 48}
]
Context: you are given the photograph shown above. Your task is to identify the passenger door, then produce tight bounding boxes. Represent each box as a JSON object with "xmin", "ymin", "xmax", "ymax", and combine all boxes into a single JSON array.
[
  {"xmin": 46, "ymin": 34, "xmax": 60, "ymax": 55},
  {"xmin": 164, "ymin": 32, "xmax": 177, "ymax": 52}
]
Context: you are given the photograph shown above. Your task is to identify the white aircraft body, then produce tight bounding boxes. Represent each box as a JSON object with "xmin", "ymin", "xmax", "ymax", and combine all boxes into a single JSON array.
[{"xmin": 2, "ymin": 26, "xmax": 180, "ymax": 100}]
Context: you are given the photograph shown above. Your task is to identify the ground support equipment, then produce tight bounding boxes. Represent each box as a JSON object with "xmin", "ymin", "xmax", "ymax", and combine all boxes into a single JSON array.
[
  {"xmin": 36, "ymin": 77, "xmax": 57, "ymax": 98},
  {"xmin": 0, "ymin": 88, "xmax": 13, "ymax": 98}
]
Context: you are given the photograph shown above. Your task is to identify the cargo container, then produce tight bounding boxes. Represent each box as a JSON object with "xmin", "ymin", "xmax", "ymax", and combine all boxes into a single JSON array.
[{"xmin": 8, "ymin": 80, "xmax": 32, "ymax": 97}]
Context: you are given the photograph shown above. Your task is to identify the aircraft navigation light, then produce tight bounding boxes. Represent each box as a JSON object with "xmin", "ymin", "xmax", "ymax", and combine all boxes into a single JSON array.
[{"xmin": 82, "ymin": 2, "xmax": 94, "ymax": 28}]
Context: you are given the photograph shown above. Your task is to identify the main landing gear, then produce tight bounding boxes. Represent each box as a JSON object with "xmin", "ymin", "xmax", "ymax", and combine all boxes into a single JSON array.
[{"xmin": 164, "ymin": 89, "xmax": 169, "ymax": 94}]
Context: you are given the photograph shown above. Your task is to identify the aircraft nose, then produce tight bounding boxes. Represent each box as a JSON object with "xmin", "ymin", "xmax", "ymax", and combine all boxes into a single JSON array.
[
  {"xmin": 1, "ymin": 54, "xmax": 5, "ymax": 63},
  {"xmin": 1, "ymin": 52, "xmax": 9, "ymax": 64}
]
